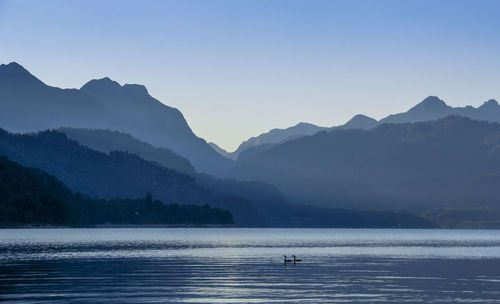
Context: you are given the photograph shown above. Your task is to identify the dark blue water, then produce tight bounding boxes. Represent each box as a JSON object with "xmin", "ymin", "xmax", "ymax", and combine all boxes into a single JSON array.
[{"xmin": 1, "ymin": 228, "xmax": 500, "ymax": 303}]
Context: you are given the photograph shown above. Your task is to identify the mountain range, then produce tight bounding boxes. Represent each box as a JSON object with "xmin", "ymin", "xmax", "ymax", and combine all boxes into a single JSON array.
[
  {"xmin": 59, "ymin": 127, "xmax": 196, "ymax": 175},
  {"xmin": 218, "ymin": 96, "xmax": 500, "ymax": 160},
  {"xmin": 0, "ymin": 62, "xmax": 232, "ymax": 177},
  {"xmin": 229, "ymin": 116, "xmax": 500, "ymax": 227},
  {"xmin": 0, "ymin": 128, "xmax": 430, "ymax": 227},
  {"xmin": 4, "ymin": 62, "xmax": 500, "ymax": 228},
  {"xmin": 0, "ymin": 128, "xmax": 263, "ymax": 226},
  {"xmin": 0, "ymin": 155, "xmax": 233, "ymax": 227}
]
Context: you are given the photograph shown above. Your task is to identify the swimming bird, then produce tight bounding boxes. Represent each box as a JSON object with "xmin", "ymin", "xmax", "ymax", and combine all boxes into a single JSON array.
[
  {"xmin": 292, "ymin": 255, "xmax": 302, "ymax": 263},
  {"xmin": 283, "ymin": 255, "xmax": 292, "ymax": 264}
]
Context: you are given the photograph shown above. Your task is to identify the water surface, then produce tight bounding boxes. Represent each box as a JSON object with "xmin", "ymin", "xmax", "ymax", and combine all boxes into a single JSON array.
[{"xmin": 1, "ymin": 228, "xmax": 500, "ymax": 303}]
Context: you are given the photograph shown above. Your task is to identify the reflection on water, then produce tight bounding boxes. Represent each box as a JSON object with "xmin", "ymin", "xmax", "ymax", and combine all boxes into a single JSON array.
[{"xmin": 1, "ymin": 228, "xmax": 500, "ymax": 303}]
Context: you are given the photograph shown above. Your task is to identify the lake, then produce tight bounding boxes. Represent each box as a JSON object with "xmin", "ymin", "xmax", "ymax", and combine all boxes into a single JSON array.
[{"xmin": 1, "ymin": 228, "xmax": 500, "ymax": 303}]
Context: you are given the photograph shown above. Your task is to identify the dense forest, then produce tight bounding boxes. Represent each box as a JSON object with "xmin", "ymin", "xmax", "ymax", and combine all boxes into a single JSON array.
[
  {"xmin": 0, "ymin": 156, "xmax": 233, "ymax": 227},
  {"xmin": 0, "ymin": 129, "xmax": 262, "ymax": 226}
]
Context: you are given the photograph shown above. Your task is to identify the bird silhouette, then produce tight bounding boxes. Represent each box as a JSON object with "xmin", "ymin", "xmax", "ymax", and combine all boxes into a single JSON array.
[
  {"xmin": 292, "ymin": 255, "xmax": 302, "ymax": 263},
  {"xmin": 283, "ymin": 255, "xmax": 293, "ymax": 264}
]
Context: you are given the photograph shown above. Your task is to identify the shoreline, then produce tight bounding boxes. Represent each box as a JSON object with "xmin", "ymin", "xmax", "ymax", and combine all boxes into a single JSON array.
[
  {"xmin": 0, "ymin": 224, "xmax": 238, "ymax": 229},
  {"xmin": 2, "ymin": 224, "xmax": 500, "ymax": 230}
]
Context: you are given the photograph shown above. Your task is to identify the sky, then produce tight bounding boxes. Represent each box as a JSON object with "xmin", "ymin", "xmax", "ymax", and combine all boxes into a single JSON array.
[{"xmin": 1, "ymin": 0, "xmax": 500, "ymax": 151}]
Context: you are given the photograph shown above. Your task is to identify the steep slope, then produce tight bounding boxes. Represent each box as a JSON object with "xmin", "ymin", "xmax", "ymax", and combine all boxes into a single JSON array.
[
  {"xmin": 79, "ymin": 78, "xmax": 233, "ymax": 176},
  {"xmin": 208, "ymin": 142, "xmax": 233, "ymax": 159},
  {"xmin": 0, "ymin": 129, "xmax": 261, "ymax": 226},
  {"xmin": 229, "ymin": 116, "xmax": 500, "ymax": 213},
  {"xmin": 0, "ymin": 62, "xmax": 232, "ymax": 177},
  {"xmin": 59, "ymin": 127, "xmax": 195, "ymax": 175}
]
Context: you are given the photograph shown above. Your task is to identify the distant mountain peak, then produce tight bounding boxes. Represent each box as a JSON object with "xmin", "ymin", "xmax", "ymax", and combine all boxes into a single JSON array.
[
  {"xmin": 348, "ymin": 114, "xmax": 376, "ymax": 122},
  {"xmin": 0, "ymin": 61, "xmax": 25, "ymax": 70},
  {"xmin": 81, "ymin": 77, "xmax": 121, "ymax": 91},
  {"xmin": 480, "ymin": 99, "xmax": 499, "ymax": 109},
  {"xmin": 81, "ymin": 78, "xmax": 150, "ymax": 97},
  {"xmin": 412, "ymin": 96, "xmax": 448, "ymax": 110},
  {"xmin": 295, "ymin": 122, "xmax": 317, "ymax": 128},
  {"xmin": 0, "ymin": 62, "xmax": 44, "ymax": 85},
  {"xmin": 338, "ymin": 114, "xmax": 379, "ymax": 130}
]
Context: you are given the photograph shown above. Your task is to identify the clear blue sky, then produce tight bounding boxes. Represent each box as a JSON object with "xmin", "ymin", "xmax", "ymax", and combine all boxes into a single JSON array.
[{"xmin": 1, "ymin": 0, "xmax": 499, "ymax": 151}]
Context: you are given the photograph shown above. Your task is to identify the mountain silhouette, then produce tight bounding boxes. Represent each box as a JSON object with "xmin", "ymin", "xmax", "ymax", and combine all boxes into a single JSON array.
[
  {"xmin": 337, "ymin": 114, "xmax": 379, "ymax": 130},
  {"xmin": 0, "ymin": 155, "xmax": 233, "ymax": 227},
  {"xmin": 380, "ymin": 96, "xmax": 453, "ymax": 124},
  {"xmin": 379, "ymin": 96, "xmax": 500, "ymax": 125},
  {"xmin": 0, "ymin": 128, "xmax": 262, "ymax": 226},
  {"xmin": 0, "ymin": 126, "xmax": 433, "ymax": 227},
  {"xmin": 226, "ymin": 122, "xmax": 328, "ymax": 160},
  {"xmin": 229, "ymin": 116, "xmax": 500, "ymax": 226},
  {"xmin": 0, "ymin": 62, "xmax": 232, "ymax": 177},
  {"xmin": 0, "ymin": 62, "xmax": 107, "ymax": 131},
  {"xmin": 224, "ymin": 116, "xmax": 379, "ymax": 161},
  {"xmin": 59, "ymin": 127, "xmax": 196, "ymax": 175},
  {"xmin": 222, "ymin": 96, "xmax": 500, "ymax": 163}
]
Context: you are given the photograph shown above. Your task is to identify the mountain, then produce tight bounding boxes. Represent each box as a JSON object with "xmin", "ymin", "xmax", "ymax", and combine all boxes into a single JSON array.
[
  {"xmin": 380, "ymin": 96, "xmax": 453, "ymax": 124},
  {"xmin": 0, "ymin": 155, "xmax": 72, "ymax": 226},
  {"xmin": 236, "ymin": 142, "xmax": 277, "ymax": 162},
  {"xmin": 227, "ymin": 96, "xmax": 500, "ymax": 163},
  {"xmin": 59, "ymin": 127, "xmax": 196, "ymax": 175},
  {"xmin": 228, "ymin": 116, "xmax": 378, "ymax": 162},
  {"xmin": 79, "ymin": 77, "xmax": 233, "ymax": 176},
  {"xmin": 0, "ymin": 156, "xmax": 233, "ymax": 227},
  {"xmin": 230, "ymin": 122, "xmax": 328, "ymax": 159},
  {"xmin": 0, "ymin": 62, "xmax": 107, "ymax": 131},
  {"xmin": 57, "ymin": 127, "xmax": 299, "ymax": 226},
  {"xmin": 337, "ymin": 114, "xmax": 379, "ymax": 130},
  {"xmin": 226, "ymin": 115, "xmax": 378, "ymax": 162},
  {"xmin": 0, "ymin": 62, "xmax": 232, "ymax": 177},
  {"xmin": 229, "ymin": 116, "xmax": 500, "ymax": 226},
  {"xmin": 379, "ymin": 96, "xmax": 500, "ymax": 125},
  {"xmin": 0, "ymin": 129, "xmax": 261, "ymax": 226},
  {"xmin": 0, "ymin": 128, "xmax": 432, "ymax": 228}
]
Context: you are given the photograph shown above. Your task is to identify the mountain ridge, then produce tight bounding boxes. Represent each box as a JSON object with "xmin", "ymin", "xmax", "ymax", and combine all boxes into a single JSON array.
[
  {"xmin": 212, "ymin": 96, "xmax": 500, "ymax": 161},
  {"xmin": 229, "ymin": 115, "xmax": 500, "ymax": 219},
  {"xmin": 0, "ymin": 62, "xmax": 232, "ymax": 177}
]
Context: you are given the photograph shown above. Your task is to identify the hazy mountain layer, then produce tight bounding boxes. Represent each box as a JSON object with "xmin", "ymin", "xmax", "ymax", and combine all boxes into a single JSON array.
[
  {"xmin": 228, "ymin": 123, "xmax": 328, "ymax": 159},
  {"xmin": 379, "ymin": 96, "xmax": 500, "ymax": 125},
  {"xmin": 0, "ymin": 129, "xmax": 261, "ymax": 226},
  {"xmin": 229, "ymin": 116, "xmax": 500, "ymax": 215},
  {"xmin": 59, "ymin": 127, "xmax": 196, "ymax": 175},
  {"xmin": 0, "ymin": 156, "xmax": 233, "ymax": 227},
  {"xmin": 220, "ymin": 96, "xmax": 500, "ymax": 162},
  {"xmin": 0, "ymin": 62, "xmax": 232, "ymax": 177},
  {"xmin": 208, "ymin": 142, "xmax": 233, "ymax": 159}
]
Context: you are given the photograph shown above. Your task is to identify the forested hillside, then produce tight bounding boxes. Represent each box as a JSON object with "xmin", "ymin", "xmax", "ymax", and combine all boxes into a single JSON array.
[{"xmin": 0, "ymin": 156, "xmax": 233, "ymax": 227}]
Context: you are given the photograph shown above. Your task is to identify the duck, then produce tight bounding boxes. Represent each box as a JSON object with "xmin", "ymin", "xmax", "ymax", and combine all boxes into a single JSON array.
[
  {"xmin": 283, "ymin": 255, "xmax": 293, "ymax": 264},
  {"xmin": 293, "ymin": 255, "xmax": 302, "ymax": 263}
]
